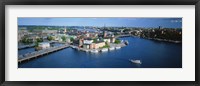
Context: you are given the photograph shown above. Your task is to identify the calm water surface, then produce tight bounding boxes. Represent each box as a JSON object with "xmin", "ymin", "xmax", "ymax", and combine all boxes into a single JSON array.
[{"xmin": 18, "ymin": 37, "xmax": 182, "ymax": 68}]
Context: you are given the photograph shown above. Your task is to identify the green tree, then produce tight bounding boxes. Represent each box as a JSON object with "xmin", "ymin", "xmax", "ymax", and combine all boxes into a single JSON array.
[
  {"xmin": 93, "ymin": 38, "xmax": 97, "ymax": 43},
  {"xmin": 47, "ymin": 36, "xmax": 54, "ymax": 41},
  {"xmin": 114, "ymin": 39, "xmax": 121, "ymax": 44},
  {"xmin": 36, "ymin": 38, "xmax": 43, "ymax": 42},
  {"xmin": 35, "ymin": 41, "xmax": 39, "ymax": 47},
  {"xmin": 61, "ymin": 36, "xmax": 66, "ymax": 42},
  {"xmin": 70, "ymin": 37, "xmax": 74, "ymax": 42},
  {"xmin": 21, "ymin": 37, "xmax": 33, "ymax": 44}
]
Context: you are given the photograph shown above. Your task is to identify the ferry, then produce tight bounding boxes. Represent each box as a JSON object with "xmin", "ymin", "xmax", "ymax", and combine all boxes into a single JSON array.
[
  {"xmin": 129, "ymin": 59, "xmax": 142, "ymax": 64},
  {"xmin": 109, "ymin": 47, "xmax": 115, "ymax": 51},
  {"xmin": 90, "ymin": 50, "xmax": 99, "ymax": 53},
  {"xmin": 115, "ymin": 46, "xmax": 121, "ymax": 49},
  {"xmin": 101, "ymin": 48, "xmax": 108, "ymax": 52}
]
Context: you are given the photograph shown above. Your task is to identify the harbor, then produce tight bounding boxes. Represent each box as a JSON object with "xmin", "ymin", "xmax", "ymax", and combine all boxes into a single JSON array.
[
  {"xmin": 18, "ymin": 17, "xmax": 182, "ymax": 68},
  {"xmin": 18, "ymin": 37, "xmax": 182, "ymax": 68}
]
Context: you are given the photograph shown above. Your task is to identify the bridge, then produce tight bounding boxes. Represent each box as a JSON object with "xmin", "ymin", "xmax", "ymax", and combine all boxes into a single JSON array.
[
  {"xmin": 18, "ymin": 41, "xmax": 60, "ymax": 50},
  {"xmin": 18, "ymin": 44, "xmax": 69, "ymax": 63}
]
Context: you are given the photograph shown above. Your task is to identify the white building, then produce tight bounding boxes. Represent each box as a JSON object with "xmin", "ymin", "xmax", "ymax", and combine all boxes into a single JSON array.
[
  {"xmin": 83, "ymin": 44, "xmax": 90, "ymax": 49},
  {"xmin": 39, "ymin": 42, "xmax": 50, "ymax": 49}
]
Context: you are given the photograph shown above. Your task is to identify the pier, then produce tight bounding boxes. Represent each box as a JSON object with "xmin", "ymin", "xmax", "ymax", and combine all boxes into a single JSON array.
[
  {"xmin": 18, "ymin": 44, "xmax": 69, "ymax": 63},
  {"xmin": 18, "ymin": 41, "xmax": 59, "ymax": 50}
]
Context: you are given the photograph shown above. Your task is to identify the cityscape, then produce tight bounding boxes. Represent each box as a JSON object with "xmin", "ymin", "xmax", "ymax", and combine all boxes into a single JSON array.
[{"xmin": 18, "ymin": 18, "xmax": 182, "ymax": 68}]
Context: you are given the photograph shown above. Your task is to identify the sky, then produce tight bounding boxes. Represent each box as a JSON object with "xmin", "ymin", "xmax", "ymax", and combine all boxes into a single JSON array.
[{"xmin": 18, "ymin": 18, "xmax": 182, "ymax": 28}]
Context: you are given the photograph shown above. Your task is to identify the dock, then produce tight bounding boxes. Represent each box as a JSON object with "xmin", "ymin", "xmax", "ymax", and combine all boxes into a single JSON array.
[{"xmin": 18, "ymin": 44, "xmax": 69, "ymax": 63}]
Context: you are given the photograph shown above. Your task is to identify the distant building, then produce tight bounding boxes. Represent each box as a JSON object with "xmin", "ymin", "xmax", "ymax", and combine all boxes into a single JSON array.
[
  {"xmin": 18, "ymin": 29, "xmax": 29, "ymax": 42},
  {"xmin": 103, "ymin": 31, "xmax": 107, "ymax": 37}
]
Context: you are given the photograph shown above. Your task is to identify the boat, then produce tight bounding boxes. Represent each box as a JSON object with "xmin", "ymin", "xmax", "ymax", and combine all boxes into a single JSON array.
[
  {"xmin": 71, "ymin": 46, "xmax": 76, "ymax": 49},
  {"xmin": 85, "ymin": 49, "xmax": 89, "ymax": 52},
  {"xmin": 129, "ymin": 59, "xmax": 142, "ymax": 64},
  {"xmin": 125, "ymin": 40, "xmax": 129, "ymax": 45},
  {"xmin": 101, "ymin": 48, "xmax": 108, "ymax": 52},
  {"xmin": 90, "ymin": 50, "xmax": 99, "ymax": 53},
  {"xmin": 109, "ymin": 47, "xmax": 115, "ymax": 51},
  {"xmin": 115, "ymin": 46, "xmax": 121, "ymax": 49}
]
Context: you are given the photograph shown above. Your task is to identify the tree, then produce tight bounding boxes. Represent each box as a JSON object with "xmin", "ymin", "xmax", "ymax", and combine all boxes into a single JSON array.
[
  {"xmin": 36, "ymin": 38, "xmax": 43, "ymax": 42},
  {"xmin": 35, "ymin": 41, "xmax": 39, "ymax": 47},
  {"xmin": 21, "ymin": 37, "xmax": 33, "ymax": 44},
  {"xmin": 61, "ymin": 36, "xmax": 66, "ymax": 42},
  {"xmin": 114, "ymin": 39, "xmax": 121, "ymax": 44},
  {"xmin": 70, "ymin": 37, "xmax": 74, "ymax": 42},
  {"xmin": 47, "ymin": 36, "xmax": 54, "ymax": 41},
  {"xmin": 93, "ymin": 38, "xmax": 97, "ymax": 43}
]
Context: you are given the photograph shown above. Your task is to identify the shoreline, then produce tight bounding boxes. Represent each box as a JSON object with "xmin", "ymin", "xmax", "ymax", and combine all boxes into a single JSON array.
[
  {"xmin": 118, "ymin": 35, "xmax": 182, "ymax": 43},
  {"xmin": 70, "ymin": 43, "xmax": 126, "ymax": 53},
  {"xmin": 143, "ymin": 37, "xmax": 182, "ymax": 43}
]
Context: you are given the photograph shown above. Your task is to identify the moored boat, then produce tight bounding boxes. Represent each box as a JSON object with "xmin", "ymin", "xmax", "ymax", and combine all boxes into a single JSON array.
[
  {"xmin": 101, "ymin": 48, "xmax": 108, "ymax": 52},
  {"xmin": 115, "ymin": 46, "xmax": 121, "ymax": 49},
  {"xmin": 109, "ymin": 47, "xmax": 115, "ymax": 51},
  {"xmin": 90, "ymin": 49, "xmax": 99, "ymax": 53}
]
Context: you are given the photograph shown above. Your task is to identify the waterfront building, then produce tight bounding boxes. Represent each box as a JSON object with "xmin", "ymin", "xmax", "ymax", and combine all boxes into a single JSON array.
[
  {"xmin": 110, "ymin": 37, "xmax": 116, "ymax": 43},
  {"xmin": 94, "ymin": 41, "xmax": 105, "ymax": 49},
  {"xmin": 89, "ymin": 43, "xmax": 95, "ymax": 49},
  {"xmin": 79, "ymin": 38, "xmax": 84, "ymax": 47},
  {"xmin": 38, "ymin": 42, "xmax": 50, "ymax": 49},
  {"xmin": 83, "ymin": 44, "xmax": 90, "ymax": 49}
]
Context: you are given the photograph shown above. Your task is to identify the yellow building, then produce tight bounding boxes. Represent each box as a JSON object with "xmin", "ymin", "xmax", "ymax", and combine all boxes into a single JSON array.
[{"xmin": 89, "ymin": 41, "xmax": 105, "ymax": 49}]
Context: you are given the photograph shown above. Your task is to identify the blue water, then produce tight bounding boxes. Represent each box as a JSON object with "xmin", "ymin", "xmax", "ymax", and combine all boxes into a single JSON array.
[
  {"xmin": 18, "ymin": 48, "xmax": 35, "ymax": 55},
  {"xmin": 18, "ymin": 37, "xmax": 182, "ymax": 68}
]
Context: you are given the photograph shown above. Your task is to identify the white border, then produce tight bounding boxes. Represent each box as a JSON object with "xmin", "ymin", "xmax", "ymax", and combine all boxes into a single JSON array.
[{"xmin": 5, "ymin": 5, "xmax": 195, "ymax": 81}]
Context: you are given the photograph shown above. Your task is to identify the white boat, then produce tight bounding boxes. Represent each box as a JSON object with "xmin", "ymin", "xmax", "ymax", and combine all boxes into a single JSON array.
[
  {"xmin": 129, "ymin": 59, "xmax": 142, "ymax": 64},
  {"xmin": 115, "ymin": 46, "xmax": 121, "ymax": 49},
  {"xmin": 71, "ymin": 46, "xmax": 76, "ymax": 49},
  {"xmin": 85, "ymin": 49, "xmax": 89, "ymax": 52},
  {"xmin": 109, "ymin": 47, "xmax": 115, "ymax": 51},
  {"xmin": 101, "ymin": 48, "xmax": 108, "ymax": 52},
  {"xmin": 90, "ymin": 50, "xmax": 99, "ymax": 53}
]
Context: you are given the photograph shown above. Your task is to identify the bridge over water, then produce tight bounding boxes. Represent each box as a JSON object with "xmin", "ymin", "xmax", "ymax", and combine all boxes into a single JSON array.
[{"xmin": 18, "ymin": 44, "xmax": 69, "ymax": 63}]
